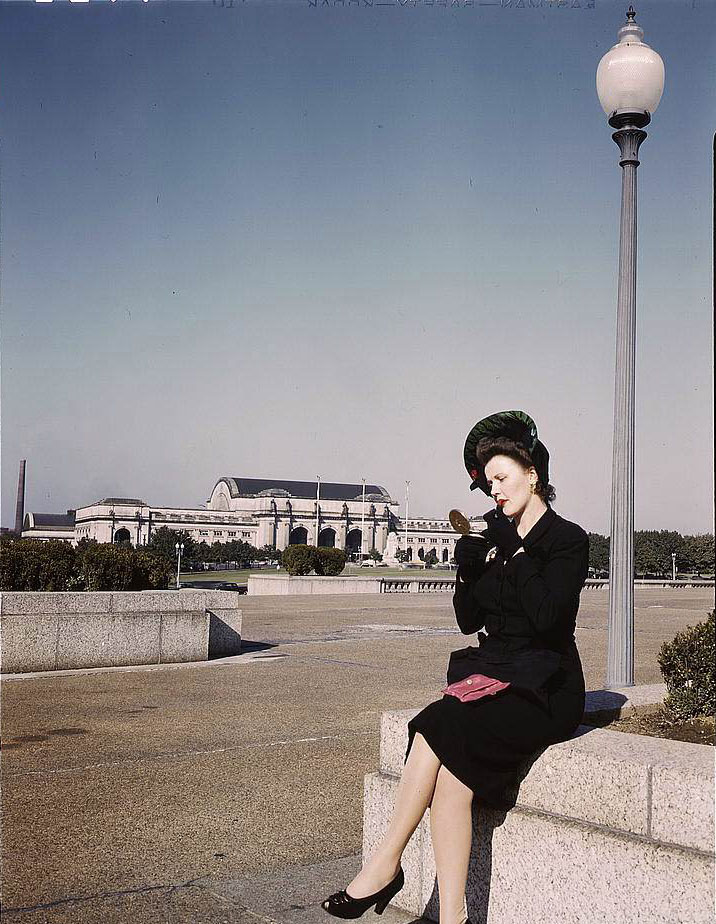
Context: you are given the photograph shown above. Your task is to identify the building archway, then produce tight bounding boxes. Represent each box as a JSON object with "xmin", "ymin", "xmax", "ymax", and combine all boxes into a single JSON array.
[
  {"xmin": 289, "ymin": 526, "xmax": 308, "ymax": 545},
  {"xmin": 345, "ymin": 529, "xmax": 362, "ymax": 557},
  {"xmin": 318, "ymin": 527, "xmax": 336, "ymax": 548},
  {"xmin": 406, "ymin": 547, "xmax": 412, "ymax": 562},
  {"xmin": 442, "ymin": 547, "xmax": 449, "ymax": 563},
  {"xmin": 114, "ymin": 528, "xmax": 131, "ymax": 544},
  {"xmin": 418, "ymin": 547, "xmax": 425, "ymax": 561}
]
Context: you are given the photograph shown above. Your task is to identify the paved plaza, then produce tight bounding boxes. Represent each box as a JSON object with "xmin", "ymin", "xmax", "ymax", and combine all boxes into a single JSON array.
[{"xmin": 1, "ymin": 587, "xmax": 712, "ymax": 923}]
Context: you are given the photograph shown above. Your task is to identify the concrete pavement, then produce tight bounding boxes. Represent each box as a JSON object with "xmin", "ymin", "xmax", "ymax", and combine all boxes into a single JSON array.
[{"xmin": 1, "ymin": 587, "xmax": 712, "ymax": 922}]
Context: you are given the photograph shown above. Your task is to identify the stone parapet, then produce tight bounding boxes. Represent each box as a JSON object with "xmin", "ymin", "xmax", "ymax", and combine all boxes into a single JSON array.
[
  {"xmin": 0, "ymin": 590, "xmax": 242, "ymax": 673},
  {"xmin": 364, "ymin": 688, "xmax": 714, "ymax": 923},
  {"xmin": 248, "ymin": 575, "xmax": 383, "ymax": 595}
]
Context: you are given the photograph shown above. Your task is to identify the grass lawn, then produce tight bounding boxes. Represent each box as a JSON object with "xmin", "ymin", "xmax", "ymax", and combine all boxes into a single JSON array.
[{"xmin": 179, "ymin": 569, "xmax": 276, "ymax": 583}]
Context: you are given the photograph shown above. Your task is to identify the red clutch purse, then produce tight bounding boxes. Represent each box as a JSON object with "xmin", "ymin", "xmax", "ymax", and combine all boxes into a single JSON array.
[{"xmin": 440, "ymin": 672, "xmax": 511, "ymax": 703}]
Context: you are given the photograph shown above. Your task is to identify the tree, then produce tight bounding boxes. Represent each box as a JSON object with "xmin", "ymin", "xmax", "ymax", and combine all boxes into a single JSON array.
[
  {"xmin": 682, "ymin": 535, "xmax": 715, "ymax": 575},
  {"xmin": 587, "ymin": 533, "xmax": 609, "ymax": 573},
  {"xmin": 148, "ymin": 527, "xmax": 195, "ymax": 565}
]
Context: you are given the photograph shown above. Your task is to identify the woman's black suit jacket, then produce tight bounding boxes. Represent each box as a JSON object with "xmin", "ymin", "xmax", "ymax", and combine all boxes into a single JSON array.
[
  {"xmin": 451, "ymin": 504, "xmax": 590, "ymax": 704},
  {"xmin": 404, "ymin": 504, "xmax": 590, "ymax": 805}
]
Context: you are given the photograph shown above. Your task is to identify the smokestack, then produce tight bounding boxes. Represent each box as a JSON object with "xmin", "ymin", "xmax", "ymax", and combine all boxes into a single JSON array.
[{"xmin": 15, "ymin": 459, "xmax": 26, "ymax": 536}]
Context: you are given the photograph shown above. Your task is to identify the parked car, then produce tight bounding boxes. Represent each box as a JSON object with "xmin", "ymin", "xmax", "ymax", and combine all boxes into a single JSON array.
[{"xmin": 179, "ymin": 580, "xmax": 247, "ymax": 594}]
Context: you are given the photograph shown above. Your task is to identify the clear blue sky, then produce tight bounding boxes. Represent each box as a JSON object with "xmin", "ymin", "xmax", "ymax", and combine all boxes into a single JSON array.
[{"xmin": 1, "ymin": 0, "xmax": 713, "ymax": 535}]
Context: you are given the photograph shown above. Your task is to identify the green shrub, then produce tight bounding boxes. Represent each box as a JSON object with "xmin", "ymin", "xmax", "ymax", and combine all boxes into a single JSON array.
[
  {"xmin": 658, "ymin": 609, "xmax": 715, "ymax": 721},
  {"xmin": 314, "ymin": 547, "xmax": 347, "ymax": 576},
  {"xmin": 281, "ymin": 544, "xmax": 318, "ymax": 576},
  {"xmin": 78, "ymin": 543, "xmax": 170, "ymax": 591},
  {"xmin": 78, "ymin": 543, "xmax": 136, "ymax": 590},
  {"xmin": 133, "ymin": 549, "xmax": 173, "ymax": 589},
  {"xmin": 0, "ymin": 539, "xmax": 78, "ymax": 591},
  {"xmin": 0, "ymin": 537, "xmax": 175, "ymax": 592}
]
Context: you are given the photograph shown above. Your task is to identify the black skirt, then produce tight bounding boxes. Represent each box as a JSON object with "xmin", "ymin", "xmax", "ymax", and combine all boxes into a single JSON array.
[{"xmin": 404, "ymin": 639, "xmax": 586, "ymax": 808}]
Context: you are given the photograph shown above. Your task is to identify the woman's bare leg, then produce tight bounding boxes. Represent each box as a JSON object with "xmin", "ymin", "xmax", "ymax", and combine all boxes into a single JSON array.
[
  {"xmin": 344, "ymin": 731, "xmax": 441, "ymax": 898},
  {"xmin": 430, "ymin": 763, "xmax": 474, "ymax": 924}
]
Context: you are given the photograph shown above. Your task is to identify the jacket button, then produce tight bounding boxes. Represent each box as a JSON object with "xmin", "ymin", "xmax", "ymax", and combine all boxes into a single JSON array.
[{"xmin": 466, "ymin": 679, "xmax": 472, "ymax": 684}]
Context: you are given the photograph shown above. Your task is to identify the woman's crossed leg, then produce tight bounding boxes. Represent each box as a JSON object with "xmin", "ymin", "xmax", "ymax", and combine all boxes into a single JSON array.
[{"xmin": 345, "ymin": 731, "xmax": 473, "ymax": 924}]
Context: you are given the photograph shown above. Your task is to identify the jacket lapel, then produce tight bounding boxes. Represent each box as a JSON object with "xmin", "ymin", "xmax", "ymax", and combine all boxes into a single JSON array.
[{"xmin": 521, "ymin": 505, "xmax": 557, "ymax": 551}]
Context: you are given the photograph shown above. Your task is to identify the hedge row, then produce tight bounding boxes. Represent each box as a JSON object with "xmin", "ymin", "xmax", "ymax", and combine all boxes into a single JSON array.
[
  {"xmin": 0, "ymin": 538, "xmax": 173, "ymax": 591},
  {"xmin": 280, "ymin": 545, "xmax": 346, "ymax": 577}
]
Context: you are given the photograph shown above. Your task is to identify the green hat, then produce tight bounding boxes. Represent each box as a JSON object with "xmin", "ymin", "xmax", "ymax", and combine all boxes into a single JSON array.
[{"xmin": 463, "ymin": 410, "xmax": 550, "ymax": 497}]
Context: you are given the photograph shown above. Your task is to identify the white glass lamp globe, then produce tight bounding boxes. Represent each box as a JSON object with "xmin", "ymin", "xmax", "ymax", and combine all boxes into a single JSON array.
[{"xmin": 596, "ymin": 10, "xmax": 665, "ymax": 117}]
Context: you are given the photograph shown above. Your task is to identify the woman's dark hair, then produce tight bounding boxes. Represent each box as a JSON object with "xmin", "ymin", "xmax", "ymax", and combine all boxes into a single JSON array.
[{"xmin": 475, "ymin": 436, "xmax": 556, "ymax": 504}]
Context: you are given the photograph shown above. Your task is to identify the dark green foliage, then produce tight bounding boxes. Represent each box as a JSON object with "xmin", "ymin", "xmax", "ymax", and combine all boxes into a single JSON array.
[
  {"xmin": 78, "ymin": 543, "xmax": 139, "ymax": 590},
  {"xmin": 0, "ymin": 539, "xmax": 78, "ymax": 590},
  {"xmin": 634, "ymin": 530, "xmax": 684, "ymax": 576},
  {"xmin": 586, "ymin": 530, "xmax": 714, "ymax": 577},
  {"xmin": 133, "ymin": 549, "xmax": 173, "ymax": 590},
  {"xmin": 148, "ymin": 527, "xmax": 195, "ymax": 564},
  {"xmin": 0, "ymin": 536, "xmax": 172, "ymax": 591},
  {"xmin": 183, "ymin": 539, "xmax": 276, "ymax": 569},
  {"xmin": 587, "ymin": 533, "xmax": 610, "ymax": 573},
  {"xmin": 658, "ymin": 610, "xmax": 715, "ymax": 721},
  {"xmin": 314, "ymin": 547, "xmax": 347, "ymax": 576},
  {"xmin": 682, "ymin": 534, "xmax": 715, "ymax": 574},
  {"xmin": 368, "ymin": 549, "xmax": 383, "ymax": 561},
  {"xmin": 281, "ymin": 544, "xmax": 319, "ymax": 576}
]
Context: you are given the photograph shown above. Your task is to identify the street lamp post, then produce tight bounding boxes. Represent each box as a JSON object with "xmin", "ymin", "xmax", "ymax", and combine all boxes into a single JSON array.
[
  {"xmin": 671, "ymin": 552, "xmax": 677, "ymax": 583},
  {"xmin": 175, "ymin": 542, "xmax": 184, "ymax": 589},
  {"xmin": 316, "ymin": 476, "xmax": 321, "ymax": 548},
  {"xmin": 597, "ymin": 6, "xmax": 664, "ymax": 689},
  {"xmin": 361, "ymin": 478, "xmax": 366, "ymax": 561},
  {"xmin": 404, "ymin": 480, "xmax": 410, "ymax": 563}
]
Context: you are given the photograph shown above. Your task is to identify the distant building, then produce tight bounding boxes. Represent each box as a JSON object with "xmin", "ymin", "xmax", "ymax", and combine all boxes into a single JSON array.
[
  {"xmin": 22, "ymin": 511, "xmax": 76, "ymax": 542},
  {"xmin": 22, "ymin": 477, "xmax": 481, "ymax": 562}
]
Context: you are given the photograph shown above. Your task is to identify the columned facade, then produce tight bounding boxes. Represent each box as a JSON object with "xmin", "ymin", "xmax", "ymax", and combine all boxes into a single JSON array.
[{"xmin": 22, "ymin": 477, "xmax": 481, "ymax": 565}]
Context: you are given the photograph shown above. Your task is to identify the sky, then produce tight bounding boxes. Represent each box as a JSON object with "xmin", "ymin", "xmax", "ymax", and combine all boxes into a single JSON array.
[{"xmin": 0, "ymin": 0, "xmax": 713, "ymax": 537}]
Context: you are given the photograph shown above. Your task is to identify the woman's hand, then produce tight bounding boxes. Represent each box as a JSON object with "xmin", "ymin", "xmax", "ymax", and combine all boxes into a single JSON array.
[
  {"xmin": 453, "ymin": 534, "xmax": 491, "ymax": 582},
  {"xmin": 483, "ymin": 506, "xmax": 523, "ymax": 559}
]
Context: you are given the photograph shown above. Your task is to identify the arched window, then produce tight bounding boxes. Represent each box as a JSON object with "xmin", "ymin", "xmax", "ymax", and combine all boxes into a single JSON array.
[
  {"xmin": 318, "ymin": 527, "xmax": 336, "ymax": 548},
  {"xmin": 114, "ymin": 528, "xmax": 131, "ymax": 545},
  {"xmin": 289, "ymin": 526, "xmax": 308, "ymax": 545}
]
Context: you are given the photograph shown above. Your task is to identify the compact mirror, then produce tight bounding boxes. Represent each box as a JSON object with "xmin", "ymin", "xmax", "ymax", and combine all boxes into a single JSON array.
[{"xmin": 448, "ymin": 509, "xmax": 472, "ymax": 535}]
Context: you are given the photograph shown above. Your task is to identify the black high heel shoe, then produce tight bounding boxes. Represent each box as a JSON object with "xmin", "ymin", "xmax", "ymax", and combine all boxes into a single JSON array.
[{"xmin": 321, "ymin": 864, "xmax": 404, "ymax": 918}]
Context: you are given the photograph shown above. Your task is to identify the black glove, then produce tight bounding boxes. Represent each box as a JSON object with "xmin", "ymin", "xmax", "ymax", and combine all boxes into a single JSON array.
[
  {"xmin": 482, "ymin": 506, "xmax": 523, "ymax": 559},
  {"xmin": 453, "ymin": 534, "xmax": 491, "ymax": 582}
]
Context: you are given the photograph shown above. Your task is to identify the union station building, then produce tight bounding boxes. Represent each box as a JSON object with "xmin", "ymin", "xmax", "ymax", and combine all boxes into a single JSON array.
[{"xmin": 22, "ymin": 476, "xmax": 485, "ymax": 564}]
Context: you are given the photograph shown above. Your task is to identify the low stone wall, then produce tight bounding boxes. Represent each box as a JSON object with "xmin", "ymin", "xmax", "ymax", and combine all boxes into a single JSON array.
[
  {"xmin": 0, "ymin": 590, "xmax": 242, "ymax": 673},
  {"xmin": 247, "ymin": 575, "xmax": 713, "ymax": 595},
  {"xmin": 364, "ymin": 686, "xmax": 714, "ymax": 923},
  {"xmin": 248, "ymin": 575, "xmax": 383, "ymax": 595},
  {"xmin": 248, "ymin": 576, "xmax": 456, "ymax": 595}
]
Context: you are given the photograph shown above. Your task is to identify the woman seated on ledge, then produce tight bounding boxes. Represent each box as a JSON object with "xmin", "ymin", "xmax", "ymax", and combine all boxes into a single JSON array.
[{"xmin": 321, "ymin": 409, "xmax": 590, "ymax": 924}]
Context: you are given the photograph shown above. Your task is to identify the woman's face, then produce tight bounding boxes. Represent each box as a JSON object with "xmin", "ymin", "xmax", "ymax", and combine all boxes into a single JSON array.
[{"xmin": 484, "ymin": 454, "xmax": 535, "ymax": 518}]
